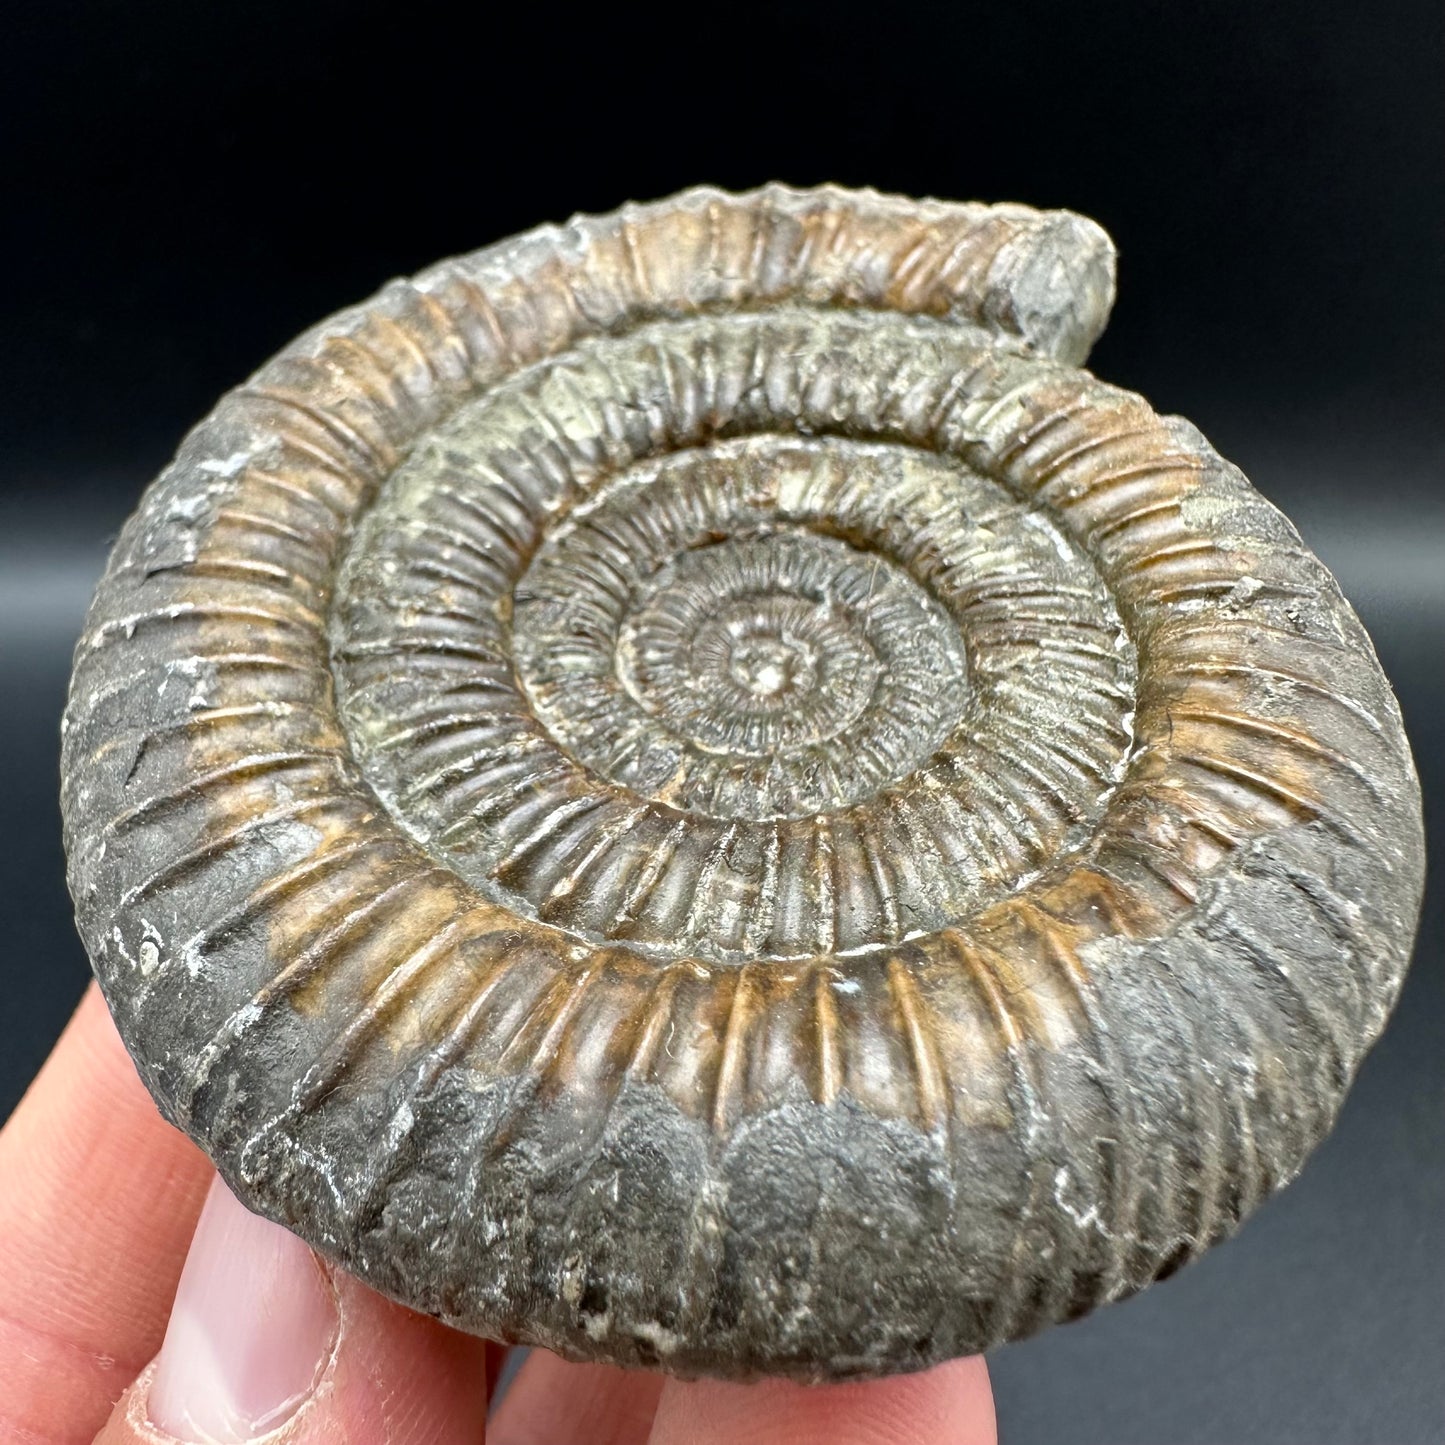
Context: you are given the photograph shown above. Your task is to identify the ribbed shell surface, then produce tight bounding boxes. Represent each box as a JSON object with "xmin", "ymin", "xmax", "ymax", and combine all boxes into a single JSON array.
[{"xmin": 61, "ymin": 185, "xmax": 1425, "ymax": 1379}]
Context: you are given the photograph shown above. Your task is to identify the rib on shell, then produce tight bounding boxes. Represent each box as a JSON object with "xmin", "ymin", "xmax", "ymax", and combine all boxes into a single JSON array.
[{"xmin": 61, "ymin": 184, "xmax": 1425, "ymax": 1380}]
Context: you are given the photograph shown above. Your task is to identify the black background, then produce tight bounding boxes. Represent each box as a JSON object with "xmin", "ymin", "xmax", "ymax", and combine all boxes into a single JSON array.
[{"xmin": 2, "ymin": 3, "xmax": 1441, "ymax": 1440}]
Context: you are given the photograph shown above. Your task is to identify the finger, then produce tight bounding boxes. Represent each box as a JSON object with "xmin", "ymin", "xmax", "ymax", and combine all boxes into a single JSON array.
[
  {"xmin": 486, "ymin": 1343, "xmax": 511, "ymax": 1402},
  {"xmin": 647, "ymin": 1356, "xmax": 996, "ymax": 1445},
  {"xmin": 489, "ymin": 1351, "xmax": 665, "ymax": 1445},
  {"xmin": 94, "ymin": 1176, "xmax": 491, "ymax": 1444},
  {"xmin": 0, "ymin": 983, "xmax": 213, "ymax": 1441}
]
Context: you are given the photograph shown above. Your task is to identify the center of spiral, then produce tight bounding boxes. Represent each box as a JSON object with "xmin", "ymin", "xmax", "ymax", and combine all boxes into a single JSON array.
[
  {"xmin": 730, "ymin": 635, "xmax": 807, "ymax": 700},
  {"xmin": 575, "ymin": 529, "xmax": 944, "ymax": 816}
]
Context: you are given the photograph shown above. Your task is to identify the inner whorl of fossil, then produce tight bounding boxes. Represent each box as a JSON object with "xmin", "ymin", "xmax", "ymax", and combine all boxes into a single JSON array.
[
  {"xmin": 333, "ymin": 313, "xmax": 1139, "ymax": 963},
  {"xmin": 524, "ymin": 521, "xmax": 970, "ymax": 820}
]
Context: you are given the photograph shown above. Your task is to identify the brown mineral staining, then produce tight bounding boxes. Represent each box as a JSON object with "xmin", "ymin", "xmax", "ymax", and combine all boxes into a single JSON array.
[{"xmin": 61, "ymin": 185, "xmax": 1423, "ymax": 1379}]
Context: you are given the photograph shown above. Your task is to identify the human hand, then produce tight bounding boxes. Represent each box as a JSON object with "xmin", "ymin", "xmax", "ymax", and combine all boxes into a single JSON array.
[{"xmin": 1, "ymin": 985, "xmax": 997, "ymax": 1443}]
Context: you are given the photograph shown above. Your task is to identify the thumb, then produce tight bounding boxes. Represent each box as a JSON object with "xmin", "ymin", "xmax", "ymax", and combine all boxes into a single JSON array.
[{"xmin": 94, "ymin": 1176, "xmax": 490, "ymax": 1444}]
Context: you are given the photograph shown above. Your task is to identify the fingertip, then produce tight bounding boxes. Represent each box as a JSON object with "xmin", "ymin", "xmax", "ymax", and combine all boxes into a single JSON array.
[
  {"xmin": 0, "ymin": 984, "xmax": 213, "ymax": 1440},
  {"xmin": 146, "ymin": 1178, "xmax": 338, "ymax": 1440},
  {"xmin": 490, "ymin": 1349, "xmax": 665, "ymax": 1445},
  {"xmin": 648, "ymin": 1354, "xmax": 996, "ymax": 1445},
  {"xmin": 319, "ymin": 1272, "xmax": 493, "ymax": 1443},
  {"xmin": 95, "ymin": 1181, "xmax": 490, "ymax": 1445}
]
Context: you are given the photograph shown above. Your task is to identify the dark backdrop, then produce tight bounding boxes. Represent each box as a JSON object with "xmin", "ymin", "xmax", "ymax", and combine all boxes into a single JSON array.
[{"xmin": 2, "ymin": 3, "xmax": 1441, "ymax": 1441}]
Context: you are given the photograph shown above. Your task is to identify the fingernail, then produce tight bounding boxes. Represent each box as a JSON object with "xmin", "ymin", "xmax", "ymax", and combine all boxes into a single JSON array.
[{"xmin": 147, "ymin": 1176, "xmax": 338, "ymax": 1441}]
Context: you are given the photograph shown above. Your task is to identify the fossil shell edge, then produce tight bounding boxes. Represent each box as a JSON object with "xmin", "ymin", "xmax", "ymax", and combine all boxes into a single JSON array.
[{"xmin": 60, "ymin": 183, "xmax": 1425, "ymax": 1380}]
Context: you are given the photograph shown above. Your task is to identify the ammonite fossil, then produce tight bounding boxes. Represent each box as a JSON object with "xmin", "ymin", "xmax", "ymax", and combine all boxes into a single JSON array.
[{"xmin": 61, "ymin": 185, "xmax": 1425, "ymax": 1380}]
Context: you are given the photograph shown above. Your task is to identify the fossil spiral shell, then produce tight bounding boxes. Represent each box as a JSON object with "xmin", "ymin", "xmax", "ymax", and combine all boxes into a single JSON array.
[{"xmin": 61, "ymin": 185, "xmax": 1424, "ymax": 1379}]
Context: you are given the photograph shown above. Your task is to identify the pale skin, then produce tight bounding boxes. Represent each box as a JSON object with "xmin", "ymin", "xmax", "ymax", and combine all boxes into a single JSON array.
[{"xmin": 0, "ymin": 985, "xmax": 997, "ymax": 1444}]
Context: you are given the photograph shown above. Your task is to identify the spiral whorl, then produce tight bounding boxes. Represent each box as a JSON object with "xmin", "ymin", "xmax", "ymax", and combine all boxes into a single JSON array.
[{"xmin": 61, "ymin": 185, "xmax": 1424, "ymax": 1379}]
